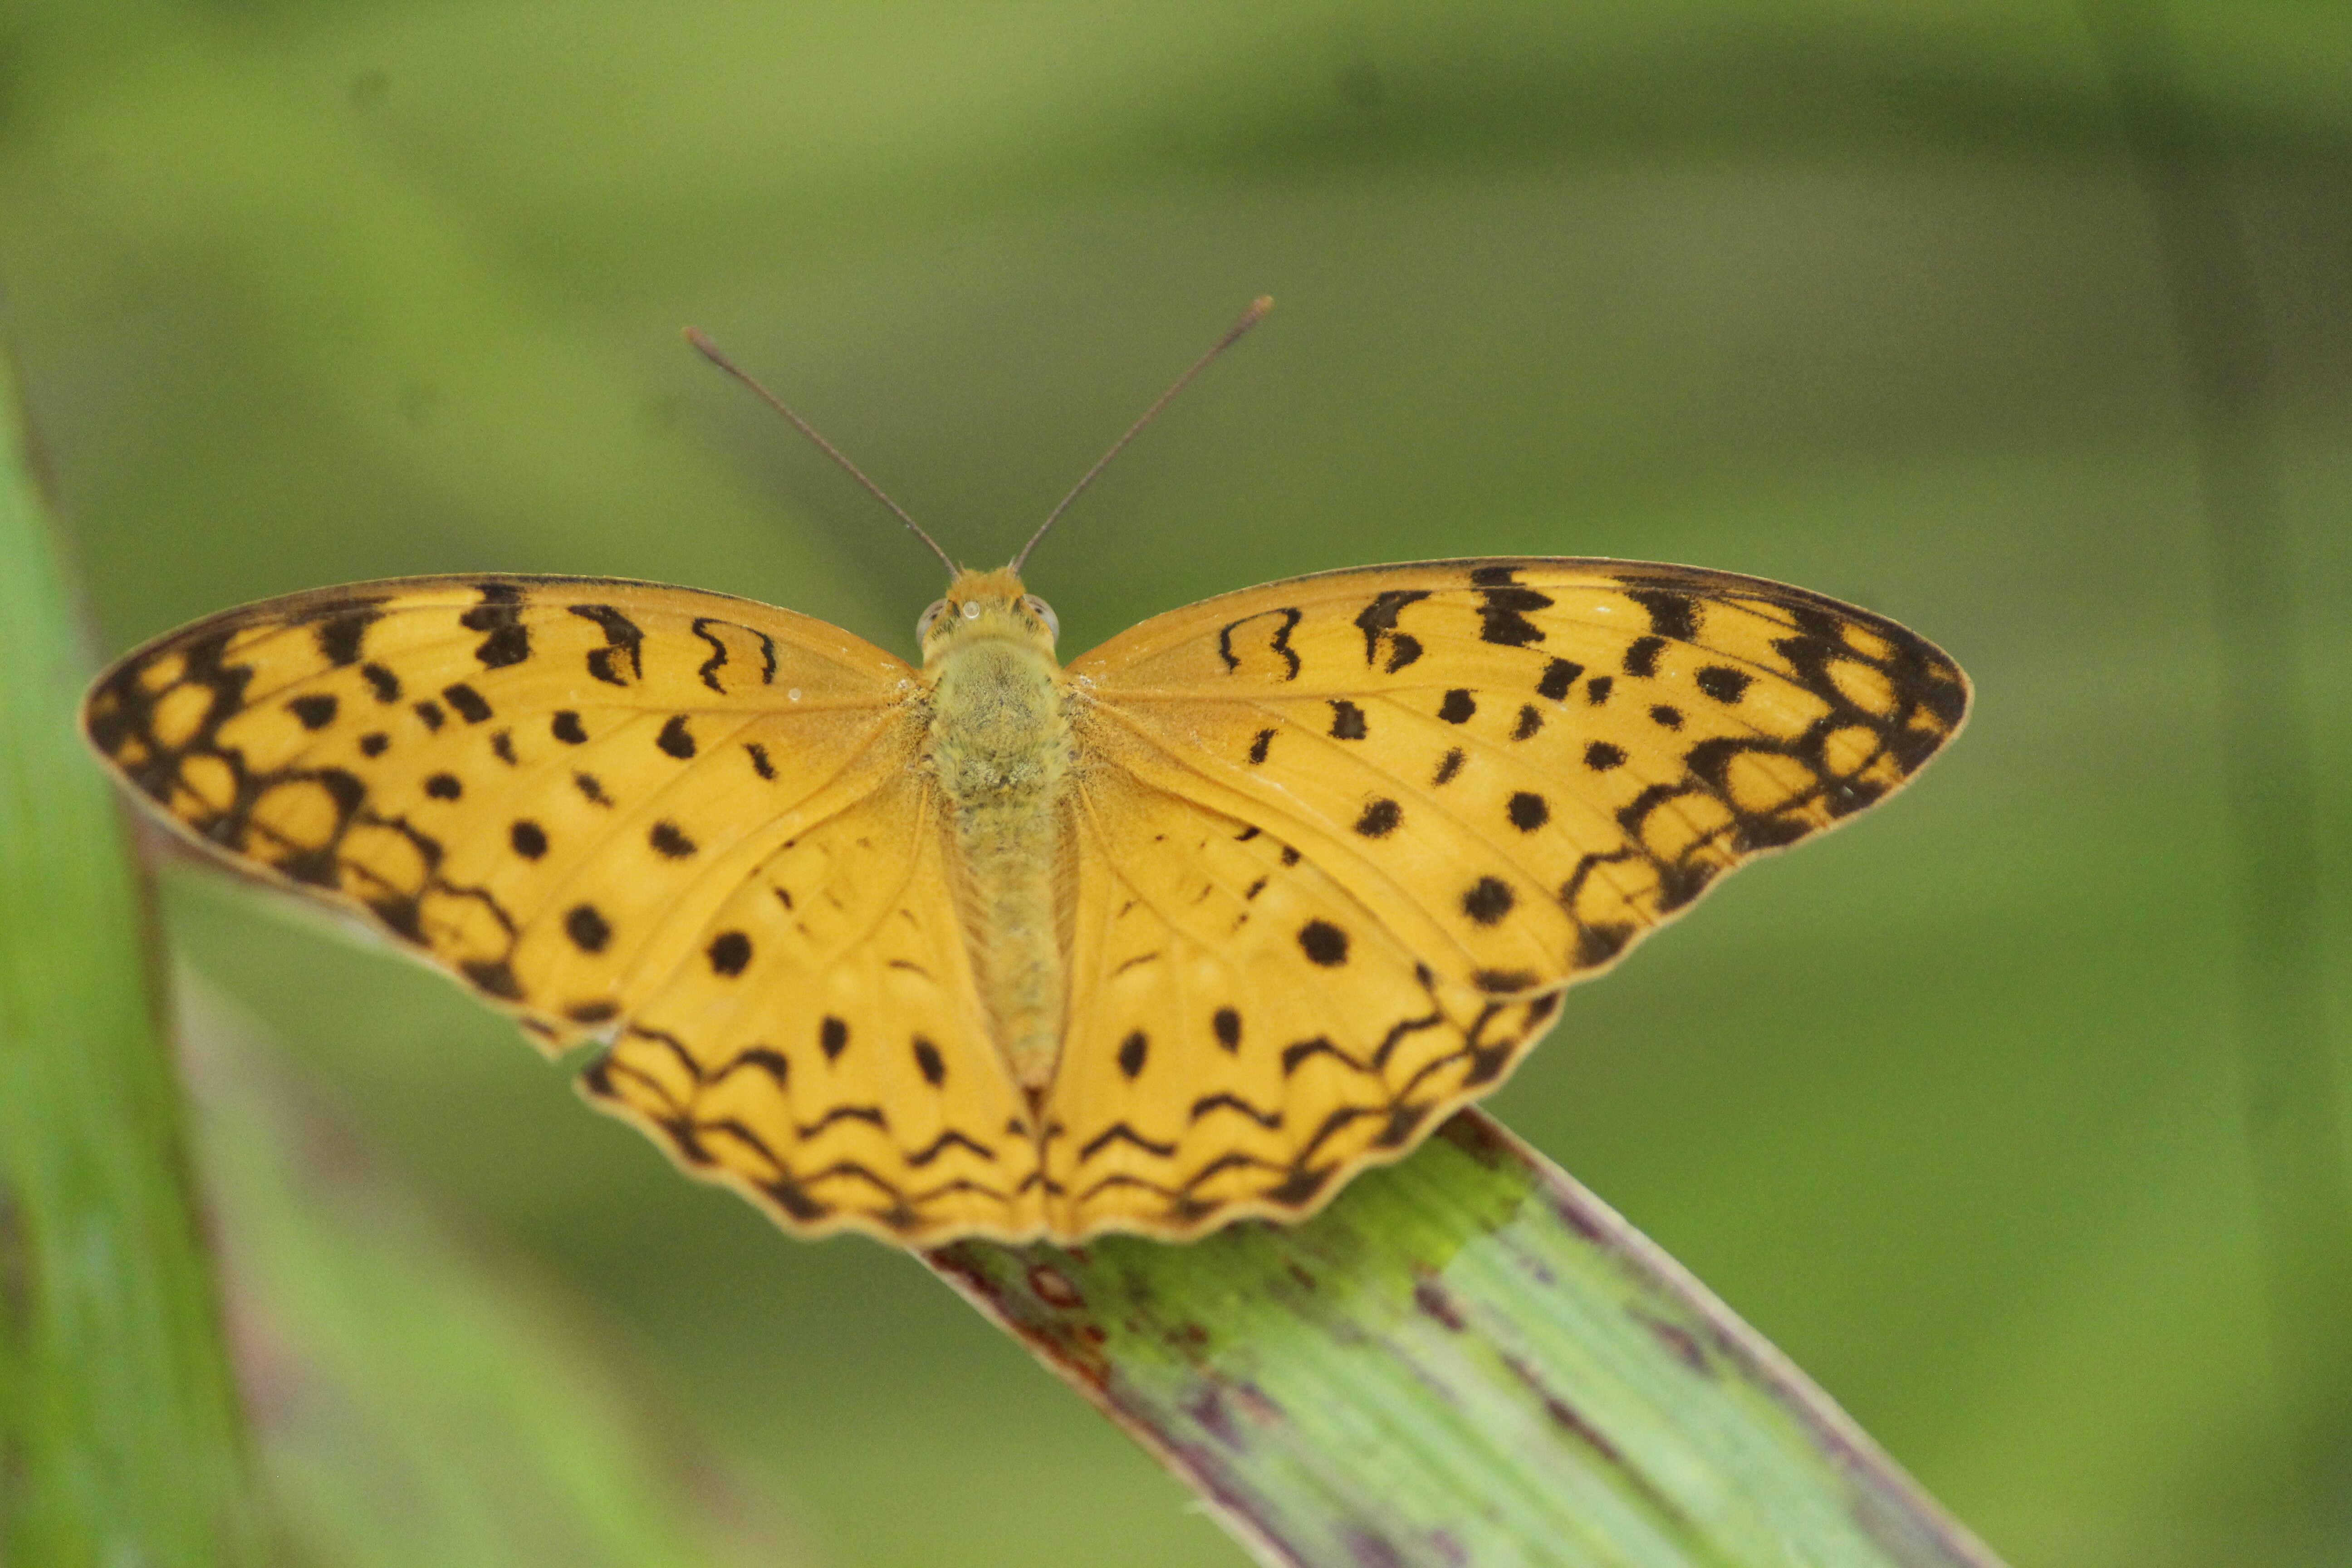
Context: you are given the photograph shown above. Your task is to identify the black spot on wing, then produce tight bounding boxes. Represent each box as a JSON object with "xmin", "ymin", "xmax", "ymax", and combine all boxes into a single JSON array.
[
  {"xmin": 1354, "ymin": 798, "xmax": 1401, "ymax": 838},
  {"xmin": 412, "ymin": 700, "xmax": 445, "ymax": 730},
  {"xmin": 1512, "ymin": 704, "xmax": 1543, "ymax": 740},
  {"xmin": 745, "ymin": 741, "xmax": 776, "ymax": 780},
  {"xmin": 1696, "ymin": 666, "xmax": 1753, "ymax": 703},
  {"xmin": 1298, "ymin": 920, "xmax": 1349, "ymax": 966},
  {"xmin": 461, "ymin": 583, "xmax": 531, "ymax": 668},
  {"xmin": 1622, "ymin": 636, "xmax": 1665, "ymax": 678},
  {"xmin": 1538, "ymin": 658, "xmax": 1583, "ymax": 700},
  {"xmin": 359, "ymin": 732, "xmax": 389, "ymax": 757},
  {"xmin": 441, "ymin": 683, "xmax": 491, "ymax": 724},
  {"xmin": 1212, "ymin": 1007, "xmax": 1241, "ymax": 1051},
  {"xmin": 1248, "ymin": 728, "xmax": 1275, "ymax": 765},
  {"xmin": 657, "ymin": 715, "xmax": 696, "ymax": 758},
  {"xmin": 1353, "ymin": 589, "xmax": 1431, "ymax": 673},
  {"xmin": 1118, "ymin": 1030, "xmax": 1149, "ymax": 1079},
  {"xmin": 1585, "ymin": 675, "xmax": 1613, "ymax": 706},
  {"xmin": 1328, "ymin": 701, "xmax": 1369, "ymax": 740},
  {"xmin": 1584, "ymin": 741, "xmax": 1626, "ymax": 772},
  {"xmin": 568, "ymin": 604, "xmax": 645, "ymax": 687},
  {"xmin": 424, "ymin": 773, "xmax": 462, "ymax": 800},
  {"xmin": 565, "ymin": 904, "xmax": 612, "ymax": 952},
  {"xmin": 1432, "ymin": 747, "xmax": 1465, "ymax": 786},
  {"xmin": 649, "ymin": 820, "xmax": 696, "ymax": 858},
  {"xmin": 361, "ymin": 662, "xmax": 402, "ymax": 702},
  {"xmin": 1622, "ymin": 587, "xmax": 1701, "ymax": 641},
  {"xmin": 913, "ymin": 1036, "xmax": 946, "ymax": 1086},
  {"xmin": 551, "ymin": 710, "xmax": 587, "ymax": 745},
  {"xmin": 1507, "ymin": 791, "xmax": 1549, "ymax": 831},
  {"xmin": 288, "ymin": 694, "xmax": 337, "ymax": 730},
  {"xmin": 311, "ymin": 606, "xmax": 383, "ymax": 667},
  {"xmin": 1463, "ymin": 877, "xmax": 1515, "ymax": 925},
  {"xmin": 708, "ymin": 930, "xmax": 752, "ymax": 975},
  {"xmin": 510, "ymin": 820, "xmax": 548, "ymax": 858},
  {"xmin": 820, "ymin": 1016, "xmax": 849, "ymax": 1061},
  {"xmin": 1438, "ymin": 689, "xmax": 1475, "ymax": 724},
  {"xmin": 1475, "ymin": 578, "xmax": 1552, "ymax": 647}
]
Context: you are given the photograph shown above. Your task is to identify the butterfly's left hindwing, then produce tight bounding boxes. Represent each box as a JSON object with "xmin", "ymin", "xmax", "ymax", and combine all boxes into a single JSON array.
[{"xmin": 580, "ymin": 766, "xmax": 1044, "ymax": 1242}]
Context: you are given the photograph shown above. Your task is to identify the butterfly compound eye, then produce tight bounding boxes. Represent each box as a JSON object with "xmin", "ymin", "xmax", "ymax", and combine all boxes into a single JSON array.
[
  {"xmin": 1023, "ymin": 595, "xmax": 1060, "ymax": 640},
  {"xmin": 917, "ymin": 599, "xmax": 948, "ymax": 638}
]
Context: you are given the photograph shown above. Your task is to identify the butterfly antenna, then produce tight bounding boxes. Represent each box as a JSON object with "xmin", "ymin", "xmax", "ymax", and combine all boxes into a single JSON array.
[
  {"xmin": 684, "ymin": 327, "xmax": 960, "ymax": 579},
  {"xmin": 1011, "ymin": 295, "xmax": 1273, "ymax": 574}
]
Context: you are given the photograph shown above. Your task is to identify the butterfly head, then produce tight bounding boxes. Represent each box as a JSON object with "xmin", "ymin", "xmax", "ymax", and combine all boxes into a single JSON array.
[{"xmin": 917, "ymin": 567, "xmax": 1061, "ymax": 664}]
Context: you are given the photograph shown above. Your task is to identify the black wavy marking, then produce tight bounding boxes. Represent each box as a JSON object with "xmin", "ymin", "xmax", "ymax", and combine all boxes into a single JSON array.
[
  {"xmin": 1353, "ymin": 589, "xmax": 1430, "ymax": 673},
  {"xmin": 1059, "ymin": 968, "xmax": 1557, "ymax": 1232},
  {"xmin": 1216, "ymin": 606, "xmax": 1303, "ymax": 681},
  {"xmin": 583, "ymin": 1025, "xmax": 1024, "ymax": 1235},
  {"xmin": 1191, "ymin": 1092, "xmax": 1282, "ymax": 1128},
  {"xmin": 691, "ymin": 616, "xmax": 779, "ymax": 695},
  {"xmin": 1079, "ymin": 1122, "xmax": 1179, "ymax": 1161}
]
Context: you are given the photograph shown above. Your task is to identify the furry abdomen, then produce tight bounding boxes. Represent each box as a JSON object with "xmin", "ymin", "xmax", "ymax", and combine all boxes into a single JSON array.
[{"xmin": 924, "ymin": 637, "xmax": 1074, "ymax": 1089}]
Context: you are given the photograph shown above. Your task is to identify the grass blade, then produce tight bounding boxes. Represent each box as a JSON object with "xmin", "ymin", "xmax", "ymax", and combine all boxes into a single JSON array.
[
  {"xmin": 0, "ymin": 334, "xmax": 267, "ymax": 1557},
  {"xmin": 933, "ymin": 1114, "xmax": 2006, "ymax": 1568}
]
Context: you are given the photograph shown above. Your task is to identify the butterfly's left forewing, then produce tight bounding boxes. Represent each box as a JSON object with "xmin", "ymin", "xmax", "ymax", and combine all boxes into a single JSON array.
[{"xmin": 1052, "ymin": 558, "xmax": 1967, "ymax": 1234}]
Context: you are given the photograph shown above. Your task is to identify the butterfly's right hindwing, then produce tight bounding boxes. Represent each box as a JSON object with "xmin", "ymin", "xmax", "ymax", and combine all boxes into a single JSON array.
[{"xmin": 580, "ymin": 767, "xmax": 1044, "ymax": 1242}]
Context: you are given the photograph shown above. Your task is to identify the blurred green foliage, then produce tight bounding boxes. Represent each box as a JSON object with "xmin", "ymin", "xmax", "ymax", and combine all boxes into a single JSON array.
[{"xmin": 2, "ymin": 2, "xmax": 2346, "ymax": 1565}]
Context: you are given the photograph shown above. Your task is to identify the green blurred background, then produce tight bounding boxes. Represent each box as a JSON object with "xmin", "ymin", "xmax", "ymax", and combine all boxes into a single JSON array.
[{"xmin": 4, "ymin": 3, "xmax": 2348, "ymax": 1564}]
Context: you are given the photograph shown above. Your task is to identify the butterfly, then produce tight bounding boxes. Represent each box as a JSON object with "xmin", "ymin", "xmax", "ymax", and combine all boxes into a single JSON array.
[{"xmin": 80, "ymin": 315, "xmax": 1968, "ymax": 1247}]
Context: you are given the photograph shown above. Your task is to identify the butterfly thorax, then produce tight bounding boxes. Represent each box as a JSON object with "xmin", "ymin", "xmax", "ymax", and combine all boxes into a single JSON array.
[{"xmin": 919, "ymin": 568, "xmax": 1073, "ymax": 1093}]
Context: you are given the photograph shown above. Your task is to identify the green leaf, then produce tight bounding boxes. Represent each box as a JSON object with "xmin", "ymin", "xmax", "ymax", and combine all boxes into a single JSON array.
[
  {"xmin": 0, "ymin": 319, "xmax": 268, "ymax": 1561},
  {"xmin": 935, "ymin": 1115, "xmax": 2006, "ymax": 1568}
]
